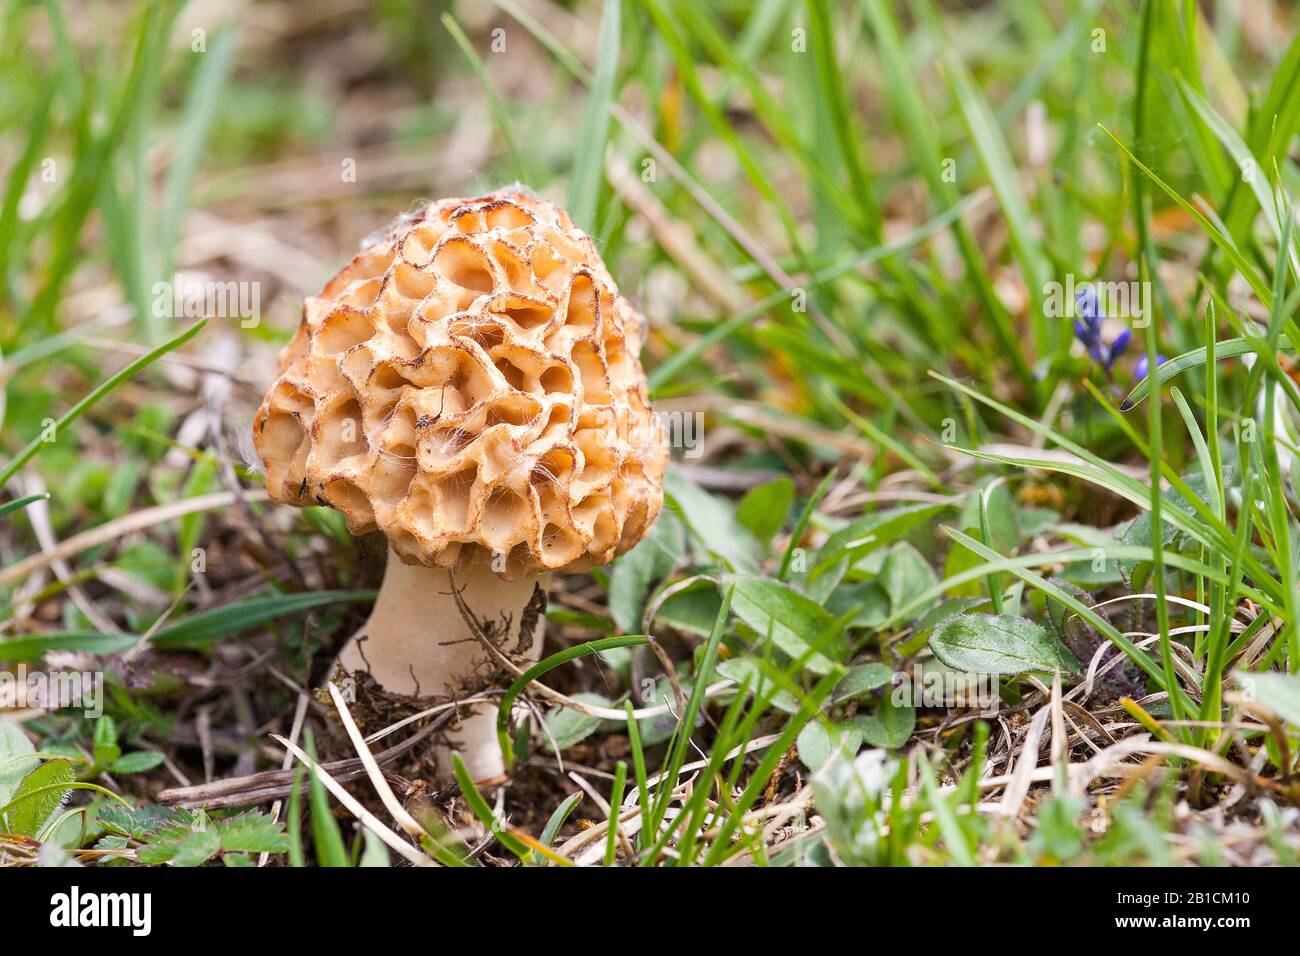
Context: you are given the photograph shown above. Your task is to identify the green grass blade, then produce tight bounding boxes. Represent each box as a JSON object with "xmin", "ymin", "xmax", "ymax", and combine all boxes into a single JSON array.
[
  {"xmin": 567, "ymin": 0, "xmax": 620, "ymax": 231},
  {"xmin": 0, "ymin": 318, "xmax": 206, "ymax": 488}
]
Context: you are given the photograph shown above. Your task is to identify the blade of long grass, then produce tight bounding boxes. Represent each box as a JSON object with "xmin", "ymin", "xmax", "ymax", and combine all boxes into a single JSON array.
[
  {"xmin": 304, "ymin": 731, "xmax": 348, "ymax": 867},
  {"xmin": 940, "ymin": 529, "xmax": 1198, "ymax": 715},
  {"xmin": 567, "ymin": 0, "xmax": 620, "ymax": 232},
  {"xmin": 0, "ymin": 493, "xmax": 47, "ymax": 520},
  {"xmin": 603, "ymin": 761, "xmax": 627, "ymax": 866},
  {"xmin": 624, "ymin": 700, "xmax": 650, "ymax": 850},
  {"xmin": 496, "ymin": 634, "xmax": 647, "ymax": 768},
  {"xmin": 941, "ymin": 48, "xmax": 1049, "ymax": 357},
  {"xmin": 1099, "ymin": 125, "xmax": 1271, "ymax": 308},
  {"xmin": 157, "ymin": 27, "xmax": 239, "ymax": 286},
  {"xmin": 1120, "ymin": 334, "xmax": 1296, "ymax": 409},
  {"xmin": 646, "ymin": 582, "xmax": 734, "ymax": 839},
  {"xmin": 442, "ymin": 14, "xmax": 531, "ymax": 184},
  {"xmin": 0, "ymin": 318, "xmax": 206, "ymax": 488}
]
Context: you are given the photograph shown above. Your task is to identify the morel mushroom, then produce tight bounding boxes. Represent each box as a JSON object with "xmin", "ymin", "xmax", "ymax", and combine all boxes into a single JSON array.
[{"xmin": 253, "ymin": 188, "xmax": 667, "ymax": 782}]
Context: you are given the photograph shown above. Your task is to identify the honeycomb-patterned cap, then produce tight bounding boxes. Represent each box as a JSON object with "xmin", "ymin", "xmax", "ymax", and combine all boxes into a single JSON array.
[{"xmin": 253, "ymin": 188, "xmax": 667, "ymax": 577}]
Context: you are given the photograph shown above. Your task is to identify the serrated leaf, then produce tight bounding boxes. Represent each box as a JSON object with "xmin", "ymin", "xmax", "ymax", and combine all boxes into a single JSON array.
[
  {"xmin": 217, "ymin": 812, "xmax": 289, "ymax": 854},
  {"xmin": 727, "ymin": 574, "xmax": 841, "ymax": 674},
  {"xmin": 95, "ymin": 803, "xmax": 137, "ymax": 837},
  {"xmin": 137, "ymin": 811, "xmax": 208, "ymax": 865},
  {"xmin": 169, "ymin": 826, "xmax": 221, "ymax": 867},
  {"xmin": 930, "ymin": 613, "xmax": 1080, "ymax": 675},
  {"xmin": 3, "ymin": 758, "xmax": 75, "ymax": 837}
]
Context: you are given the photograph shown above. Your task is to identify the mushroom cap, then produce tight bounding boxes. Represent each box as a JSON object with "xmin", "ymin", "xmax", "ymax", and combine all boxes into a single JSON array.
[{"xmin": 253, "ymin": 188, "xmax": 667, "ymax": 577}]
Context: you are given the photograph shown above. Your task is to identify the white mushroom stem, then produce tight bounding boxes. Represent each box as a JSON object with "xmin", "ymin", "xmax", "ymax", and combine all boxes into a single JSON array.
[{"xmin": 336, "ymin": 546, "xmax": 547, "ymax": 783}]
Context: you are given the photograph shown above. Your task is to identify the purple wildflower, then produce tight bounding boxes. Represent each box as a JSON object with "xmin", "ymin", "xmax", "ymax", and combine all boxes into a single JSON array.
[{"xmin": 1072, "ymin": 284, "xmax": 1130, "ymax": 374}]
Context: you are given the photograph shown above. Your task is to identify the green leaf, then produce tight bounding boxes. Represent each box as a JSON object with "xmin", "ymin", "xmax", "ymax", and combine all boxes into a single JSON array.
[
  {"xmin": 496, "ymin": 635, "xmax": 647, "ymax": 767},
  {"xmin": 0, "ymin": 493, "xmax": 47, "ymax": 521},
  {"xmin": 0, "ymin": 590, "xmax": 378, "ymax": 662},
  {"xmin": 825, "ymin": 581, "xmax": 890, "ymax": 629},
  {"xmin": 1236, "ymin": 671, "xmax": 1300, "ymax": 728},
  {"xmin": 1176, "ymin": 77, "xmax": 1287, "ymax": 248},
  {"xmin": 912, "ymin": 597, "xmax": 990, "ymax": 638},
  {"xmin": 0, "ymin": 631, "xmax": 138, "ymax": 662},
  {"xmin": 0, "ymin": 720, "xmax": 38, "ymax": 806},
  {"xmin": 958, "ymin": 480, "xmax": 1018, "ymax": 552},
  {"xmin": 654, "ymin": 578, "xmax": 724, "ymax": 636},
  {"xmin": 930, "ymin": 613, "xmax": 1080, "ymax": 676},
  {"xmin": 735, "ymin": 477, "xmax": 794, "ymax": 546},
  {"xmin": 797, "ymin": 720, "xmax": 863, "ymax": 772},
  {"xmin": 943, "ymin": 49, "xmax": 1048, "ymax": 343},
  {"xmin": 715, "ymin": 655, "xmax": 800, "ymax": 713},
  {"xmin": 1029, "ymin": 793, "xmax": 1087, "ymax": 863},
  {"xmin": 1121, "ymin": 335, "xmax": 1295, "ymax": 409},
  {"xmin": 879, "ymin": 543, "xmax": 938, "ymax": 617},
  {"xmin": 217, "ymin": 811, "xmax": 290, "ymax": 854},
  {"xmin": 158, "ymin": 28, "xmax": 237, "ymax": 280},
  {"xmin": 152, "ymin": 590, "xmax": 377, "ymax": 649},
  {"xmin": 358, "ymin": 827, "xmax": 390, "ymax": 867},
  {"xmin": 607, "ymin": 509, "xmax": 684, "ymax": 632},
  {"xmin": 1121, "ymin": 469, "xmax": 1225, "ymax": 550},
  {"xmin": 109, "ymin": 751, "xmax": 165, "ymax": 775},
  {"xmin": 816, "ymin": 502, "xmax": 949, "ymax": 564},
  {"xmin": 665, "ymin": 471, "xmax": 758, "ymax": 571},
  {"xmin": 727, "ymin": 574, "xmax": 840, "ymax": 674},
  {"xmin": 833, "ymin": 662, "xmax": 894, "ymax": 702},
  {"xmin": 169, "ymin": 826, "xmax": 222, "ymax": 867},
  {"xmin": 93, "ymin": 715, "xmax": 122, "ymax": 769},
  {"xmin": 853, "ymin": 695, "xmax": 916, "ymax": 749},
  {"xmin": 1100, "ymin": 125, "xmax": 1271, "ymax": 311},
  {"xmin": 542, "ymin": 693, "xmax": 617, "ymax": 752},
  {"xmin": 3, "ymin": 758, "xmax": 75, "ymax": 837},
  {"xmin": 96, "ymin": 804, "xmax": 138, "ymax": 837}
]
